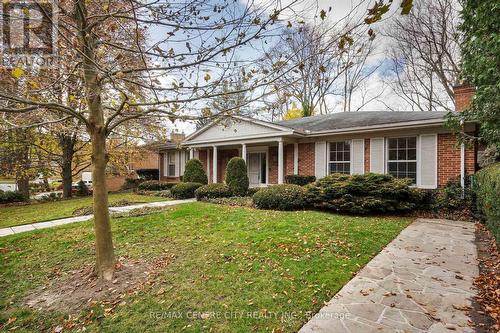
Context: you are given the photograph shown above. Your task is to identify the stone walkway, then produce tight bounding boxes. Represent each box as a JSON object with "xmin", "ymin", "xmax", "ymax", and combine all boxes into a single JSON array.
[
  {"xmin": 0, "ymin": 199, "xmax": 195, "ymax": 237},
  {"xmin": 300, "ymin": 218, "xmax": 478, "ymax": 333}
]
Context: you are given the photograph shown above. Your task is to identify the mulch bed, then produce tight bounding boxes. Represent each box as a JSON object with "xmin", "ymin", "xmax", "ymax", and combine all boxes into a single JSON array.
[
  {"xmin": 471, "ymin": 223, "xmax": 500, "ymax": 332},
  {"xmin": 22, "ymin": 255, "xmax": 175, "ymax": 331}
]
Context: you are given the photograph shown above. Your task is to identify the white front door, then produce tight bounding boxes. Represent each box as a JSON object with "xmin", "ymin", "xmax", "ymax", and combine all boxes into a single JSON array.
[{"xmin": 247, "ymin": 152, "xmax": 267, "ymax": 187}]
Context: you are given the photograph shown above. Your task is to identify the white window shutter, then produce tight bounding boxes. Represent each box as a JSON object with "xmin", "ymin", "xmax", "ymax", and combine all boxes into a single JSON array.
[
  {"xmin": 163, "ymin": 154, "xmax": 168, "ymax": 177},
  {"xmin": 351, "ymin": 139, "xmax": 364, "ymax": 174},
  {"xmin": 419, "ymin": 134, "xmax": 437, "ymax": 188},
  {"xmin": 370, "ymin": 138, "xmax": 385, "ymax": 174},
  {"xmin": 315, "ymin": 141, "xmax": 327, "ymax": 179},
  {"xmin": 174, "ymin": 151, "xmax": 180, "ymax": 177},
  {"xmin": 180, "ymin": 151, "xmax": 185, "ymax": 176}
]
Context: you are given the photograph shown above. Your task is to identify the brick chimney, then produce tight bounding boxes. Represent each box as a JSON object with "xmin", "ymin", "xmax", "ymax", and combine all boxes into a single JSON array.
[
  {"xmin": 453, "ymin": 84, "xmax": 475, "ymax": 112},
  {"xmin": 170, "ymin": 132, "xmax": 186, "ymax": 143}
]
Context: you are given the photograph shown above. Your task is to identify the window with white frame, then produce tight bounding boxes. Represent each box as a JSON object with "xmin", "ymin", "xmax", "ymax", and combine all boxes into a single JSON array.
[
  {"xmin": 387, "ymin": 137, "xmax": 417, "ymax": 184},
  {"xmin": 328, "ymin": 141, "xmax": 351, "ymax": 174},
  {"xmin": 166, "ymin": 152, "xmax": 176, "ymax": 177}
]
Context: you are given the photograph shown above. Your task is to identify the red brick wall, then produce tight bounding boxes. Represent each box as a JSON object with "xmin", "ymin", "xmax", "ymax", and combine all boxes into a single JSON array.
[
  {"xmin": 454, "ymin": 85, "xmax": 475, "ymax": 112},
  {"xmin": 217, "ymin": 149, "xmax": 239, "ymax": 182},
  {"xmin": 364, "ymin": 139, "xmax": 370, "ymax": 173},
  {"xmin": 298, "ymin": 143, "xmax": 315, "ymax": 176},
  {"xmin": 285, "ymin": 144, "xmax": 294, "ymax": 176},
  {"xmin": 106, "ymin": 175, "xmax": 127, "ymax": 192},
  {"xmin": 268, "ymin": 147, "xmax": 278, "ymax": 184},
  {"xmin": 437, "ymin": 133, "xmax": 475, "ymax": 187},
  {"xmin": 198, "ymin": 149, "xmax": 207, "ymax": 173}
]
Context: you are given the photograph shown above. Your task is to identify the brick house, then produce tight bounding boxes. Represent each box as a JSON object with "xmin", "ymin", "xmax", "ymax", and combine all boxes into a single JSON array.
[
  {"xmin": 156, "ymin": 133, "xmax": 189, "ymax": 182},
  {"xmin": 162, "ymin": 86, "xmax": 477, "ymax": 189}
]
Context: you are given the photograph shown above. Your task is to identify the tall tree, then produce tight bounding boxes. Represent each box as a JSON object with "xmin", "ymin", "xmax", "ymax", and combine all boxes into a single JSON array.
[
  {"xmin": 448, "ymin": 0, "xmax": 500, "ymax": 150},
  {"xmin": 384, "ymin": 0, "xmax": 460, "ymax": 111},
  {"xmin": 0, "ymin": 0, "xmax": 309, "ymax": 280},
  {"xmin": 262, "ymin": 24, "xmax": 346, "ymax": 116}
]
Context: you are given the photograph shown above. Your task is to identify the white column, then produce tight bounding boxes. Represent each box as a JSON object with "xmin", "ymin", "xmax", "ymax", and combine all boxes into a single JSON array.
[
  {"xmin": 293, "ymin": 143, "xmax": 299, "ymax": 175},
  {"xmin": 242, "ymin": 143, "xmax": 247, "ymax": 162},
  {"xmin": 189, "ymin": 148, "xmax": 194, "ymax": 159},
  {"xmin": 212, "ymin": 146, "xmax": 218, "ymax": 183},
  {"xmin": 206, "ymin": 148, "xmax": 211, "ymax": 183},
  {"xmin": 278, "ymin": 140, "xmax": 284, "ymax": 184}
]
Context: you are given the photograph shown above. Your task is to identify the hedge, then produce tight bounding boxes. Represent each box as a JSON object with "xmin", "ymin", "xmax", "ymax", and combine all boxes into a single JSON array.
[
  {"xmin": 137, "ymin": 180, "xmax": 175, "ymax": 191},
  {"xmin": 195, "ymin": 183, "xmax": 232, "ymax": 200},
  {"xmin": 474, "ymin": 163, "xmax": 500, "ymax": 245},
  {"xmin": 0, "ymin": 191, "xmax": 27, "ymax": 204},
  {"xmin": 171, "ymin": 182, "xmax": 203, "ymax": 199},
  {"xmin": 225, "ymin": 157, "xmax": 249, "ymax": 196},
  {"xmin": 246, "ymin": 187, "xmax": 261, "ymax": 196},
  {"xmin": 183, "ymin": 159, "xmax": 208, "ymax": 185},
  {"xmin": 252, "ymin": 184, "xmax": 307, "ymax": 210},
  {"xmin": 285, "ymin": 175, "xmax": 316, "ymax": 186},
  {"xmin": 306, "ymin": 173, "xmax": 423, "ymax": 214}
]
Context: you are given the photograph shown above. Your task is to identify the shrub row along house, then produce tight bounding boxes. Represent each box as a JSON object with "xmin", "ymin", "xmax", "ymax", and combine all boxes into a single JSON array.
[{"xmin": 158, "ymin": 85, "xmax": 479, "ymax": 189}]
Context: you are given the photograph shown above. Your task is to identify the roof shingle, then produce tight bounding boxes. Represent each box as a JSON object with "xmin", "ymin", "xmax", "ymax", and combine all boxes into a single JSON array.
[{"xmin": 276, "ymin": 111, "xmax": 449, "ymax": 132}]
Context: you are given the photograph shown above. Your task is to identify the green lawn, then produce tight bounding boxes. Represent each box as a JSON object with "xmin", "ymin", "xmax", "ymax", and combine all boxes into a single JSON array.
[
  {"xmin": 0, "ymin": 202, "xmax": 412, "ymax": 332},
  {"xmin": 0, "ymin": 192, "xmax": 170, "ymax": 228}
]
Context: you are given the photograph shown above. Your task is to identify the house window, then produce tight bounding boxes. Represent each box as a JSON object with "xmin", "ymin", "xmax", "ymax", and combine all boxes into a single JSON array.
[
  {"xmin": 387, "ymin": 137, "xmax": 417, "ymax": 184},
  {"xmin": 329, "ymin": 141, "xmax": 351, "ymax": 174},
  {"xmin": 167, "ymin": 152, "xmax": 176, "ymax": 177}
]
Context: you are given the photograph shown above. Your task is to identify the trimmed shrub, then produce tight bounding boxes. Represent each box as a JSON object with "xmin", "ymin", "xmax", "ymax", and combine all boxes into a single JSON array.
[
  {"xmin": 474, "ymin": 163, "xmax": 500, "ymax": 245},
  {"xmin": 183, "ymin": 159, "xmax": 208, "ymax": 185},
  {"xmin": 171, "ymin": 182, "xmax": 202, "ymax": 199},
  {"xmin": 306, "ymin": 173, "xmax": 422, "ymax": 214},
  {"xmin": 0, "ymin": 191, "xmax": 27, "ymax": 204},
  {"xmin": 246, "ymin": 187, "xmax": 261, "ymax": 196},
  {"xmin": 76, "ymin": 180, "xmax": 90, "ymax": 196},
  {"xmin": 137, "ymin": 180, "xmax": 175, "ymax": 191},
  {"xmin": 253, "ymin": 184, "xmax": 307, "ymax": 210},
  {"xmin": 410, "ymin": 188, "xmax": 437, "ymax": 211},
  {"xmin": 195, "ymin": 183, "xmax": 232, "ymax": 200},
  {"xmin": 225, "ymin": 157, "xmax": 249, "ymax": 196},
  {"xmin": 121, "ymin": 178, "xmax": 143, "ymax": 191},
  {"xmin": 285, "ymin": 175, "xmax": 316, "ymax": 186}
]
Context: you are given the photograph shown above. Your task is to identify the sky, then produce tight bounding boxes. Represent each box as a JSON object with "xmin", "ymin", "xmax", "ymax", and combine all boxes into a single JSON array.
[{"xmin": 148, "ymin": 0, "xmax": 452, "ymax": 137}]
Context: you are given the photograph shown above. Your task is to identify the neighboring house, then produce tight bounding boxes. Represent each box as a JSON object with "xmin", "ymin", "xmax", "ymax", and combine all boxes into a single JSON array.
[
  {"xmin": 178, "ymin": 85, "xmax": 477, "ymax": 189},
  {"xmin": 155, "ymin": 133, "xmax": 189, "ymax": 182},
  {"xmin": 79, "ymin": 146, "xmax": 161, "ymax": 191}
]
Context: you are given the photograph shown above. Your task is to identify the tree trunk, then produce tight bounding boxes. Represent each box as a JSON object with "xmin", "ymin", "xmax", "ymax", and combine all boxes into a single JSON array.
[
  {"xmin": 91, "ymin": 130, "xmax": 115, "ymax": 280},
  {"xmin": 75, "ymin": 0, "xmax": 115, "ymax": 280},
  {"xmin": 16, "ymin": 176, "xmax": 29, "ymax": 198},
  {"xmin": 59, "ymin": 135, "xmax": 75, "ymax": 198},
  {"xmin": 61, "ymin": 161, "xmax": 73, "ymax": 198}
]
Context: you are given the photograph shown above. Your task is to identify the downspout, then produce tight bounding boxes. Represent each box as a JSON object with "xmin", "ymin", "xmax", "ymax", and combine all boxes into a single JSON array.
[{"xmin": 460, "ymin": 120, "xmax": 465, "ymax": 198}]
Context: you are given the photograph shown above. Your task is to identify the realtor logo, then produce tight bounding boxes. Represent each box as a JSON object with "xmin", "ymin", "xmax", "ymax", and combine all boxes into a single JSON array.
[{"xmin": 0, "ymin": 0, "xmax": 58, "ymax": 68}]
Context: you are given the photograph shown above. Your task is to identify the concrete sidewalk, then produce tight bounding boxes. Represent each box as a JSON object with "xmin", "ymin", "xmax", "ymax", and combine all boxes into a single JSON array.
[
  {"xmin": 0, "ymin": 199, "xmax": 195, "ymax": 237},
  {"xmin": 300, "ymin": 219, "xmax": 478, "ymax": 333}
]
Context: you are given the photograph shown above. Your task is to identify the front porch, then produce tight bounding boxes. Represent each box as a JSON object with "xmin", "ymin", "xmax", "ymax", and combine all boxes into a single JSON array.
[
  {"xmin": 188, "ymin": 140, "xmax": 295, "ymax": 187},
  {"xmin": 182, "ymin": 116, "xmax": 313, "ymax": 186}
]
